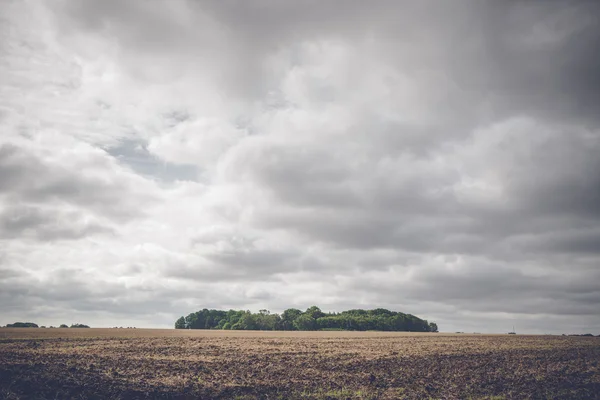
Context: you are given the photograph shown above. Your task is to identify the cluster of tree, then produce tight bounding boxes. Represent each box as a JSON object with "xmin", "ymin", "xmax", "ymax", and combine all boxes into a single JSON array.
[
  {"xmin": 175, "ymin": 307, "xmax": 438, "ymax": 332},
  {"xmin": 564, "ymin": 333, "xmax": 599, "ymax": 337},
  {"xmin": 6, "ymin": 322, "xmax": 39, "ymax": 328},
  {"xmin": 2, "ymin": 322, "xmax": 91, "ymax": 328}
]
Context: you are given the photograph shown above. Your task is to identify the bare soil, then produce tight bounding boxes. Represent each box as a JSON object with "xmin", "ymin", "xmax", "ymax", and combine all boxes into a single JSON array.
[{"xmin": 1, "ymin": 328, "xmax": 599, "ymax": 399}]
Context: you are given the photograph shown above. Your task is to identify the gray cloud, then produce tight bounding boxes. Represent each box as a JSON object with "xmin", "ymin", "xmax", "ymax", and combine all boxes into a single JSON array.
[
  {"xmin": 0, "ymin": 0, "xmax": 599, "ymax": 333},
  {"xmin": 59, "ymin": 1, "xmax": 600, "ymax": 124},
  {"xmin": 106, "ymin": 139, "xmax": 198, "ymax": 182},
  {"xmin": 0, "ymin": 143, "xmax": 158, "ymax": 221},
  {"xmin": 0, "ymin": 204, "xmax": 112, "ymax": 241}
]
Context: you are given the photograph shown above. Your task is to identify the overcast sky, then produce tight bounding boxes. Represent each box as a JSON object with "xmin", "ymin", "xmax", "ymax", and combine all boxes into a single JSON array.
[{"xmin": 1, "ymin": 0, "xmax": 599, "ymax": 333}]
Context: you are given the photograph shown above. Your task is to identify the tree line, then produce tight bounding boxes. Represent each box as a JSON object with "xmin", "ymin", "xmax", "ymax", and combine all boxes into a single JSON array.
[
  {"xmin": 175, "ymin": 306, "xmax": 438, "ymax": 332},
  {"xmin": 3, "ymin": 322, "xmax": 90, "ymax": 328}
]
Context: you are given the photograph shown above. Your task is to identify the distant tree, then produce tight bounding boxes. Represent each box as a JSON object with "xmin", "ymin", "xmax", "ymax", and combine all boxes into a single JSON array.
[
  {"xmin": 232, "ymin": 312, "xmax": 257, "ymax": 330},
  {"xmin": 371, "ymin": 308, "xmax": 394, "ymax": 317},
  {"xmin": 256, "ymin": 312, "xmax": 280, "ymax": 330},
  {"xmin": 281, "ymin": 308, "xmax": 302, "ymax": 330},
  {"xmin": 7, "ymin": 322, "xmax": 39, "ymax": 328},
  {"xmin": 305, "ymin": 306, "xmax": 325, "ymax": 320},
  {"xmin": 184, "ymin": 312, "xmax": 199, "ymax": 329},
  {"xmin": 70, "ymin": 323, "xmax": 90, "ymax": 328},
  {"xmin": 175, "ymin": 316, "xmax": 186, "ymax": 329},
  {"xmin": 175, "ymin": 307, "xmax": 436, "ymax": 332},
  {"xmin": 59, "ymin": 324, "xmax": 68, "ymax": 328},
  {"xmin": 294, "ymin": 314, "xmax": 316, "ymax": 331}
]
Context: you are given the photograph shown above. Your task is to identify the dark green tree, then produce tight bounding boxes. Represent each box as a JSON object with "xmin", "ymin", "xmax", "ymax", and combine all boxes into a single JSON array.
[
  {"xmin": 175, "ymin": 316, "xmax": 186, "ymax": 329},
  {"xmin": 281, "ymin": 308, "xmax": 302, "ymax": 330},
  {"xmin": 174, "ymin": 307, "xmax": 436, "ymax": 332},
  {"xmin": 7, "ymin": 322, "xmax": 38, "ymax": 328},
  {"xmin": 232, "ymin": 312, "xmax": 257, "ymax": 330},
  {"xmin": 305, "ymin": 306, "xmax": 325, "ymax": 319},
  {"xmin": 294, "ymin": 314, "xmax": 316, "ymax": 331}
]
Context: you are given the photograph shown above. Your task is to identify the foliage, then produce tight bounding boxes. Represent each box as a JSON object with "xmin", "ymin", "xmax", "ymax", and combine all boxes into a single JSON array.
[
  {"xmin": 59, "ymin": 324, "xmax": 68, "ymax": 328},
  {"xmin": 176, "ymin": 306, "xmax": 437, "ymax": 332},
  {"xmin": 429, "ymin": 322, "xmax": 439, "ymax": 332},
  {"xmin": 70, "ymin": 324, "xmax": 90, "ymax": 328},
  {"xmin": 6, "ymin": 322, "xmax": 38, "ymax": 328},
  {"xmin": 175, "ymin": 316, "xmax": 186, "ymax": 329}
]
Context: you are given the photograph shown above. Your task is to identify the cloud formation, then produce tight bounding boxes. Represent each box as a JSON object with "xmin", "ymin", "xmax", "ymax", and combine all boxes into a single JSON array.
[{"xmin": 1, "ymin": 0, "xmax": 598, "ymax": 333}]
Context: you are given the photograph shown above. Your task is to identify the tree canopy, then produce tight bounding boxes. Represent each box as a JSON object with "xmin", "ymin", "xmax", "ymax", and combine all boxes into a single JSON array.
[
  {"xmin": 6, "ymin": 322, "xmax": 39, "ymax": 328},
  {"xmin": 4, "ymin": 322, "xmax": 92, "ymax": 328},
  {"xmin": 175, "ymin": 307, "xmax": 438, "ymax": 332},
  {"xmin": 70, "ymin": 323, "xmax": 90, "ymax": 328}
]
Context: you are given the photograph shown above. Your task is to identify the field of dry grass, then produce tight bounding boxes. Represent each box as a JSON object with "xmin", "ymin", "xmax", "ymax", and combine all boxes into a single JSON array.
[
  {"xmin": 0, "ymin": 328, "xmax": 475, "ymax": 339},
  {"xmin": 1, "ymin": 328, "xmax": 599, "ymax": 399}
]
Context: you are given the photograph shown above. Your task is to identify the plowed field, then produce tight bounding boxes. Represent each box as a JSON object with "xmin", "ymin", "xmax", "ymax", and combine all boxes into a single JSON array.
[{"xmin": 1, "ymin": 329, "xmax": 599, "ymax": 399}]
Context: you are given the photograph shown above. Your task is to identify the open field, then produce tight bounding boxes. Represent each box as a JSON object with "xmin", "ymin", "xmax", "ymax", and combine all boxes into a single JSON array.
[
  {"xmin": 1, "ymin": 329, "xmax": 599, "ymax": 399},
  {"xmin": 0, "ymin": 328, "xmax": 495, "ymax": 340}
]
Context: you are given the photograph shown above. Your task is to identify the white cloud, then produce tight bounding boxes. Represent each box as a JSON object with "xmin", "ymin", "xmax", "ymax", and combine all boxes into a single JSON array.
[
  {"xmin": 1, "ymin": 0, "xmax": 599, "ymax": 334},
  {"xmin": 147, "ymin": 117, "xmax": 246, "ymax": 167}
]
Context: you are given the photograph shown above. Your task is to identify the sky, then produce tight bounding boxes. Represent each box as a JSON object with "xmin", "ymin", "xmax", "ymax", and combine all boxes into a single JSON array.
[{"xmin": 1, "ymin": 0, "xmax": 599, "ymax": 333}]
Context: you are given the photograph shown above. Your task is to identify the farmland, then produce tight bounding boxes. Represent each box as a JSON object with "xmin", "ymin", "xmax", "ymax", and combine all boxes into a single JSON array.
[{"xmin": 1, "ymin": 329, "xmax": 599, "ymax": 399}]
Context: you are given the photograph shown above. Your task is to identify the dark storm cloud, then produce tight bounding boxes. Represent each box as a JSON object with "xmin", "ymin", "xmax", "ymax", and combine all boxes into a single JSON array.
[
  {"xmin": 204, "ymin": 2, "xmax": 597, "ymax": 124},
  {"xmin": 56, "ymin": 1, "xmax": 597, "ymax": 108},
  {"xmin": 480, "ymin": 1, "xmax": 600, "ymax": 126},
  {"xmin": 517, "ymin": 229, "xmax": 600, "ymax": 255},
  {"xmin": 52, "ymin": 0, "xmax": 600, "ymax": 134}
]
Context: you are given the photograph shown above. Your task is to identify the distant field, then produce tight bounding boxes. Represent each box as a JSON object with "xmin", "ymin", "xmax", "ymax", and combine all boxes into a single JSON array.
[
  {"xmin": 0, "ymin": 328, "xmax": 482, "ymax": 339},
  {"xmin": 1, "ymin": 329, "xmax": 599, "ymax": 399}
]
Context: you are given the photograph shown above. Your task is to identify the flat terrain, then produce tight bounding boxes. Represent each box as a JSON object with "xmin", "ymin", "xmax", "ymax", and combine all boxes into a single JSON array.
[{"xmin": 1, "ymin": 329, "xmax": 599, "ymax": 399}]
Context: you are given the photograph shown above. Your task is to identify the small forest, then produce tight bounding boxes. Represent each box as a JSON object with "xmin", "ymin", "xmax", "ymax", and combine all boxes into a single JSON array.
[
  {"xmin": 3, "ymin": 323, "xmax": 90, "ymax": 328},
  {"xmin": 175, "ymin": 306, "xmax": 438, "ymax": 332}
]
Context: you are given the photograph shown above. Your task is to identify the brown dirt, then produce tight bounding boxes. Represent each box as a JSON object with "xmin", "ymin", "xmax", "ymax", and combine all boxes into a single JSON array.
[{"xmin": 1, "ymin": 328, "xmax": 599, "ymax": 399}]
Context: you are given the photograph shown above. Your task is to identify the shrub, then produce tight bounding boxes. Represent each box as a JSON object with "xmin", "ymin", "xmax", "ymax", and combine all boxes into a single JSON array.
[
  {"xmin": 70, "ymin": 323, "xmax": 90, "ymax": 328},
  {"xmin": 7, "ymin": 322, "xmax": 38, "ymax": 328}
]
